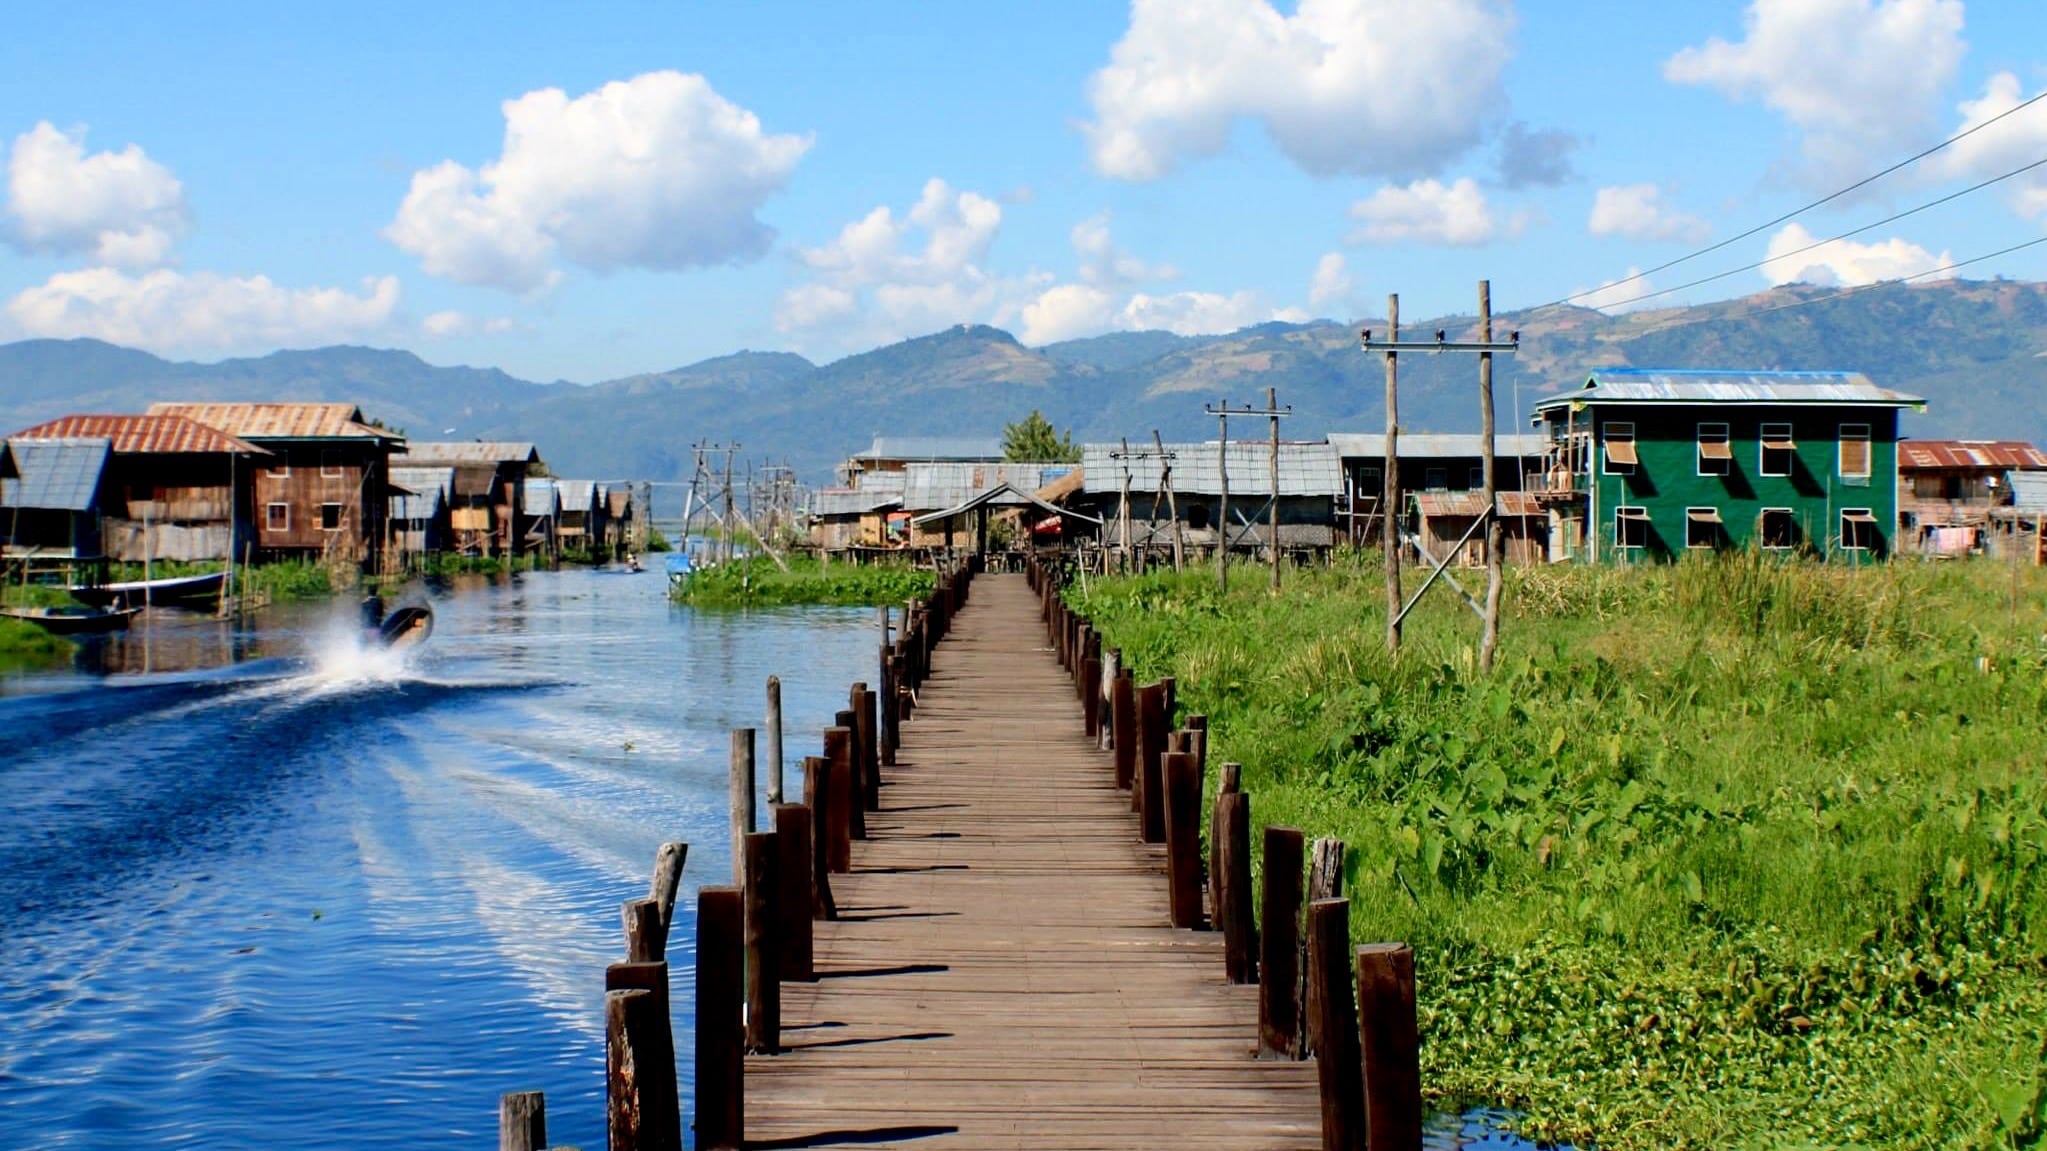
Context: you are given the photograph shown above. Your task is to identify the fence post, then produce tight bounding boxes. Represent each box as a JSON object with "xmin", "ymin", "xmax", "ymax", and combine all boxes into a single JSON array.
[
  {"xmin": 744, "ymin": 831, "xmax": 781, "ymax": 1054},
  {"xmin": 1301, "ymin": 837, "xmax": 1346, "ymax": 1055},
  {"xmin": 622, "ymin": 897, "xmax": 665, "ymax": 962},
  {"xmin": 499, "ymin": 1091, "xmax": 546, "ymax": 1151},
  {"xmin": 765, "ymin": 677, "xmax": 784, "ymax": 804},
  {"xmin": 1137, "ymin": 682, "xmax": 1168, "ymax": 842},
  {"xmin": 1259, "ymin": 826, "xmax": 1306, "ymax": 1058},
  {"xmin": 853, "ymin": 683, "xmax": 879, "ymax": 812},
  {"xmin": 1082, "ymin": 656, "xmax": 1102, "ymax": 739},
  {"xmin": 824, "ymin": 726, "xmax": 856, "ymax": 866},
  {"xmin": 695, "ymin": 886, "xmax": 744, "ymax": 1151},
  {"xmin": 773, "ymin": 804, "xmax": 815, "ymax": 981},
  {"xmin": 1357, "ymin": 943, "xmax": 1422, "ymax": 1151},
  {"xmin": 1309, "ymin": 898, "xmax": 1363, "ymax": 1151},
  {"xmin": 1209, "ymin": 763, "xmax": 1240, "ymax": 928},
  {"xmin": 1163, "ymin": 751, "xmax": 1205, "ymax": 929},
  {"xmin": 800, "ymin": 757, "xmax": 837, "ymax": 917},
  {"xmin": 1111, "ymin": 671, "xmax": 1137, "ymax": 789},
  {"xmin": 729, "ymin": 728, "xmax": 755, "ymax": 884},
  {"xmin": 1219, "ymin": 792, "xmax": 1256, "ymax": 982}
]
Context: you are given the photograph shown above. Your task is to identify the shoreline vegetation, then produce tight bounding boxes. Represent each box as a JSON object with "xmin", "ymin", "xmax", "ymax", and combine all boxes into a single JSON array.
[
  {"xmin": 672, "ymin": 555, "xmax": 935, "ymax": 608},
  {"xmin": 1071, "ymin": 550, "xmax": 2047, "ymax": 1150}
]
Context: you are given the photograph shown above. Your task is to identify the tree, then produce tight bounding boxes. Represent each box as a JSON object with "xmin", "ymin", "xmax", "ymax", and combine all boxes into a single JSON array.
[{"xmin": 1003, "ymin": 410, "xmax": 1080, "ymax": 463}]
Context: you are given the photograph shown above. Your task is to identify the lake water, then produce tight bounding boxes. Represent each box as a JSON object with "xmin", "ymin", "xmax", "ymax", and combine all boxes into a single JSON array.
[{"xmin": 0, "ymin": 567, "xmax": 1548, "ymax": 1150}]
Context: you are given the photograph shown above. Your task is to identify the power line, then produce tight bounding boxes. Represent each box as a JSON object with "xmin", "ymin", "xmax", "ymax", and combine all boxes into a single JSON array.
[
  {"xmin": 1584, "ymin": 153, "xmax": 2047, "ymax": 312},
  {"xmin": 1554, "ymin": 86, "xmax": 2047, "ymax": 307}
]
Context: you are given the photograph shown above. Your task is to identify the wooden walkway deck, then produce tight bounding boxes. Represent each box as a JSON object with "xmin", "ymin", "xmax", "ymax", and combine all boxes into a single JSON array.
[{"xmin": 745, "ymin": 573, "xmax": 1321, "ymax": 1150}]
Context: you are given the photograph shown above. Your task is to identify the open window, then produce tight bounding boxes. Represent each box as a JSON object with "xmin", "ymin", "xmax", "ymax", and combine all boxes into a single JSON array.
[
  {"xmin": 1839, "ymin": 424, "xmax": 1871, "ymax": 482},
  {"xmin": 1614, "ymin": 505, "xmax": 1649, "ymax": 550},
  {"xmin": 1697, "ymin": 423, "xmax": 1732, "ymax": 476},
  {"xmin": 321, "ymin": 449, "xmax": 344, "ymax": 478},
  {"xmin": 1187, "ymin": 503, "xmax": 1211, "ymax": 531},
  {"xmin": 1685, "ymin": 506, "xmax": 1723, "ymax": 549},
  {"xmin": 1760, "ymin": 423, "xmax": 1795, "ymax": 476},
  {"xmin": 1840, "ymin": 507, "xmax": 1878, "ymax": 551},
  {"xmin": 320, "ymin": 502, "xmax": 344, "ymax": 531},
  {"xmin": 1759, "ymin": 507, "xmax": 1797, "ymax": 550},
  {"xmin": 265, "ymin": 502, "xmax": 289, "ymax": 532},
  {"xmin": 1469, "ymin": 467, "xmax": 1485, "ymax": 490},
  {"xmin": 1424, "ymin": 467, "xmax": 1448, "ymax": 491},
  {"xmin": 1602, "ymin": 422, "xmax": 1637, "ymax": 475}
]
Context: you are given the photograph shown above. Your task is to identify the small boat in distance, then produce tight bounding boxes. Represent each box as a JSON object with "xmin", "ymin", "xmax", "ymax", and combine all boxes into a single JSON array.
[
  {"xmin": 1, "ymin": 604, "xmax": 144, "ymax": 634},
  {"xmin": 71, "ymin": 571, "xmax": 227, "ymax": 610}
]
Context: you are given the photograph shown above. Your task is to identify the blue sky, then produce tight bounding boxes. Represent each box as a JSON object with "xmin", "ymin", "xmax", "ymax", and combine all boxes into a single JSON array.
[{"xmin": 1, "ymin": 0, "xmax": 2043, "ymax": 382}]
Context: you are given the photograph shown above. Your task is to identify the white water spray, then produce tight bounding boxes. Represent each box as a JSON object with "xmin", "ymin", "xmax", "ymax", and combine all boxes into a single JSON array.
[{"xmin": 304, "ymin": 609, "xmax": 418, "ymax": 690}]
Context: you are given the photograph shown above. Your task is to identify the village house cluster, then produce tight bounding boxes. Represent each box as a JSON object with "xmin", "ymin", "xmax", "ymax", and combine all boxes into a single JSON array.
[
  {"xmin": 810, "ymin": 369, "xmax": 2047, "ymax": 568},
  {"xmin": 0, "ymin": 402, "xmax": 637, "ymax": 581}
]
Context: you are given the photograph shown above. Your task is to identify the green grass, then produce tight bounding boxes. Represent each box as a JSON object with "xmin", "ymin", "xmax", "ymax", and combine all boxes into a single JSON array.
[
  {"xmin": 1072, "ymin": 550, "xmax": 2047, "ymax": 1150},
  {"xmin": 0, "ymin": 583, "xmax": 80, "ymax": 667},
  {"xmin": 246, "ymin": 559, "xmax": 340, "ymax": 601},
  {"xmin": 674, "ymin": 555, "xmax": 935, "ymax": 607}
]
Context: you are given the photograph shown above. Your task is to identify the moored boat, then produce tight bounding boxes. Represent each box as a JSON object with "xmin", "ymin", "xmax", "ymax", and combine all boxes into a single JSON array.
[
  {"xmin": 0, "ymin": 604, "xmax": 144, "ymax": 634},
  {"xmin": 71, "ymin": 571, "xmax": 227, "ymax": 610}
]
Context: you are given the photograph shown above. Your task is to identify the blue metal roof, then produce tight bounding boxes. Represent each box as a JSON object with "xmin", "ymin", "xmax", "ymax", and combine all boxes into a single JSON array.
[
  {"xmin": 1, "ymin": 437, "xmax": 110, "ymax": 512},
  {"xmin": 1534, "ymin": 368, "xmax": 1923, "ymax": 410}
]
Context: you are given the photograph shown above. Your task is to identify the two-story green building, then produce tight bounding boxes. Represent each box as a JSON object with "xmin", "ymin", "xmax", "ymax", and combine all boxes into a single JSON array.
[{"xmin": 1530, "ymin": 369, "xmax": 1925, "ymax": 563}]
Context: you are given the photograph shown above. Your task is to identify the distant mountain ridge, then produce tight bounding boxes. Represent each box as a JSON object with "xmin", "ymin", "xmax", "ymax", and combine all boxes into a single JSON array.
[{"xmin": 2, "ymin": 278, "xmax": 2042, "ymax": 483}]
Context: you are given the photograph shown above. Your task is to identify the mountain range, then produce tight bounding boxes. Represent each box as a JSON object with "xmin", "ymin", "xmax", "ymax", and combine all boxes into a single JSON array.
[{"xmin": 2, "ymin": 278, "xmax": 2043, "ymax": 485}]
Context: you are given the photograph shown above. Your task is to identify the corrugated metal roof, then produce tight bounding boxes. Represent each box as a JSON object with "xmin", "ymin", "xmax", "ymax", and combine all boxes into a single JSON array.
[
  {"xmin": 1080, "ymin": 441, "xmax": 1339, "ymax": 497},
  {"xmin": 555, "ymin": 480, "xmax": 597, "ymax": 511},
  {"xmin": 1414, "ymin": 491, "xmax": 1546, "ymax": 518},
  {"xmin": 148, "ymin": 402, "xmax": 401, "ymax": 441},
  {"xmin": 451, "ymin": 464, "xmax": 496, "ymax": 497},
  {"xmin": 851, "ymin": 436, "xmax": 1006, "ymax": 463},
  {"xmin": 902, "ymin": 463, "xmax": 1068, "ymax": 511},
  {"xmin": 910, "ymin": 481, "xmax": 1102, "ymax": 527},
  {"xmin": 1104, "ymin": 521, "xmax": 1334, "ymax": 547},
  {"xmin": 607, "ymin": 488, "xmax": 631, "ymax": 517},
  {"xmin": 394, "ymin": 441, "xmax": 539, "ymax": 465},
  {"xmin": 522, "ymin": 478, "xmax": 558, "ymax": 513},
  {"xmin": 12, "ymin": 414, "xmax": 266, "ymax": 456},
  {"xmin": 859, "ymin": 470, "xmax": 908, "ymax": 496},
  {"xmin": 1899, "ymin": 440, "xmax": 2047, "ymax": 470},
  {"xmin": 2011, "ymin": 471, "xmax": 2047, "ymax": 513},
  {"xmin": 1, "ymin": 437, "xmax": 110, "ymax": 511},
  {"xmin": 389, "ymin": 480, "xmax": 445, "ymax": 520},
  {"xmin": 389, "ymin": 466, "xmax": 457, "ymax": 501},
  {"xmin": 1533, "ymin": 368, "xmax": 1923, "ymax": 410},
  {"xmin": 1327, "ymin": 432, "xmax": 1546, "ymax": 459},
  {"xmin": 813, "ymin": 488, "xmax": 900, "ymax": 516}
]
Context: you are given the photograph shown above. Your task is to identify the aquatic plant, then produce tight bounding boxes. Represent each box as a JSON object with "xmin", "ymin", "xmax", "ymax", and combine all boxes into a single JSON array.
[{"xmin": 674, "ymin": 555, "xmax": 935, "ymax": 608}]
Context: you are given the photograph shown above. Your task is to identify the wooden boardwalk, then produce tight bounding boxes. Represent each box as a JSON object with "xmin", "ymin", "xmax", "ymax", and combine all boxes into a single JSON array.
[{"xmin": 745, "ymin": 573, "xmax": 1321, "ymax": 1150}]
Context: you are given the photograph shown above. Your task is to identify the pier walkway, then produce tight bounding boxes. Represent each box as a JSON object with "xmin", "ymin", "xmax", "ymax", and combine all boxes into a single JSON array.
[{"xmin": 745, "ymin": 572, "xmax": 1320, "ymax": 1149}]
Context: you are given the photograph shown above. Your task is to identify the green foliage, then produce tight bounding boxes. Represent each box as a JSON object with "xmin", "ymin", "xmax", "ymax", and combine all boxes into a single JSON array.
[
  {"xmin": 1075, "ymin": 553, "xmax": 2047, "ymax": 1150},
  {"xmin": 0, "ymin": 616, "xmax": 71, "ymax": 666},
  {"xmin": 1002, "ymin": 409, "xmax": 1081, "ymax": 463},
  {"xmin": 644, "ymin": 526, "xmax": 673, "ymax": 553},
  {"xmin": 247, "ymin": 560, "xmax": 339, "ymax": 601},
  {"xmin": 674, "ymin": 556, "xmax": 934, "ymax": 607}
]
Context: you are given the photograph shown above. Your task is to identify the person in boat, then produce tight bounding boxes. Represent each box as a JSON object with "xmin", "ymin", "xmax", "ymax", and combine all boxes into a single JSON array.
[
  {"xmin": 360, "ymin": 591, "xmax": 385, "ymax": 632},
  {"xmin": 624, "ymin": 551, "xmax": 642, "ymax": 572}
]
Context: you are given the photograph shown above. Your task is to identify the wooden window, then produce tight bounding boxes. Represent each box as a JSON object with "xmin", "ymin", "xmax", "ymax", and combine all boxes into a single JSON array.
[
  {"xmin": 1424, "ymin": 467, "xmax": 1448, "ymax": 491},
  {"xmin": 320, "ymin": 503, "xmax": 344, "ymax": 531},
  {"xmin": 1358, "ymin": 466, "xmax": 1382, "ymax": 492},
  {"xmin": 1614, "ymin": 505, "xmax": 1649, "ymax": 549},
  {"xmin": 1696, "ymin": 423, "xmax": 1732, "ymax": 476},
  {"xmin": 321, "ymin": 450, "xmax": 343, "ymax": 478},
  {"xmin": 1759, "ymin": 508, "xmax": 1797, "ymax": 550},
  {"xmin": 1840, "ymin": 507, "xmax": 1877, "ymax": 550},
  {"xmin": 268, "ymin": 461, "xmax": 290, "ymax": 478},
  {"xmin": 1468, "ymin": 467, "xmax": 1485, "ymax": 490},
  {"xmin": 1760, "ymin": 423, "xmax": 1795, "ymax": 476},
  {"xmin": 1602, "ymin": 422, "xmax": 1637, "ymax": 475},
  {"xmin": 1685, "ymin": 506, "xmax": 1723, "ymax": 549},
  {"xmin": 265, "ymin": 502, "xmax": 289, "ymax": 532},
  {"xmin": 1839, "ymin": 424, "xmax": 1871, "ymax": 480}
]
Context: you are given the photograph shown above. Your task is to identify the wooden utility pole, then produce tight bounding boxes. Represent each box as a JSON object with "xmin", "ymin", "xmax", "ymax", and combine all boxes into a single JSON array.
[
  {"xmin": 1215, "ymin": 403, "xmax": 1230, "ymax": 592},
  {"xmin": 1206, "ymin": 394, "xmax": 1293, "ymax": 593},
  {"xmin": 1153, "ymin": 430, "xmax": 1185, "ymax": 571},
  {"xmin": 1117, "ymin": 437, "xmax": 1133, "ymax": 573},
  {"xmin": 1479, "ymin": 281, "xmax": 1503, "ymax": 673},
  {"xmin": 1384, "ymin": 295, "xmax": 1401, "ymax": 653},
  {"xmin": 1267, "ymin": 386, "xmax": 1281, "ymax": 592}
]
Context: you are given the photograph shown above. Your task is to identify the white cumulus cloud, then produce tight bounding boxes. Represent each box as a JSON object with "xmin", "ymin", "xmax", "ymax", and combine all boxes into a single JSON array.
[
  {"xmin": 1587, "ymin": 184, "xmax": 1710, "ymax": 243},
  {"xmin": 388, "ymin": 71, "xmax": 811, "ymax": 293},
  {"xmin": 1308, "ymin": 252, "xmax": 1352, "ymax": 309},
  {"xmin": 5, "ymin": 122, "xmax": 187, "ymax": 269},
  {"xmin": 1083, "ymin": 0, "xmax": 1514, "ymax": 181},
  {"xmin": 421, "ymin": 310, "xmax": 516, "ymax": 338},
  {"xmin": 1572, "ymin": 268, "xmax": 1661, "ymax": 313},
  {"xmin": 1347, "ymin": 178, "xmax": 1522, "ymax": 245},
  {"xmin": 1927, "ymin": 72, "xmax": 2047, "ymax": 223},
  {"xmin": 1761, "ymin": 223, "xmax": 1951, "ymax": 286},
  {"xmin": 7, "ymin": 268, "xmax": 400, "ymax": 354},
  {"xmin": 1664, "ymin": 0, "xmax": 1965, "ymax": 183}
]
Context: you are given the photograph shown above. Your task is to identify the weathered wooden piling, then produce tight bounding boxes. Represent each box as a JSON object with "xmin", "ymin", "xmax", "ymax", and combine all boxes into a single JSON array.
[
  {"xmin": 499, "ymin": 1091, "xmax": 546, "ymax": 1151},
  {"xmin": 800, "ymin": 757, "xmax": 837, "ymax": 918},
  {"xmin": 695, "ymin": 886, "xmax": 744, "ymax": 1151},
  {"xmin": 1110, "ymin": 670, "xmax": 1136, "ymax": 790},
  {"xmin": 765, "ymin": 677, "xmax": 784, "ymax": 804},
  {"xmin": 743, "ymin": 831, "xmax": 781, "ymax": 1054},
  {"xmin": 830, "ymin": 715, "xmax": 864, "ymax": 840},
  {"xmin": 729, "ymin": 728, "xmax": 756, "ymax": 884},
  {"xmin": 622, "ymin": 897, "xmax": 664, "ymax": 962},
  {"xmin": 1136, "ymin": 682, "xmax": 1168, "ymax": 842},
  {"xmin": 772, "ymin": 804, "xmax": 815, "ymax": 981},
  {"xmin": 1209, "ymin": 762, "xmax": 1241, "ymax": 929},
  {"xmin": 1258, "ymin": 825, "xmax": 1306, "ymax": 1058},
  {"xmin": 1357, "ymin": 943, "xmax": 1422, "ymax": 1151},
  {"xmin": 1162, "ymin": 751, "xmax": 1205, "ymax": 929},
  {"xmin": 648, "ymin": 841, "xmax": 687, "ymax": 930},
  {"xmin": 1081, "ymin": 656, "xmax": 1101, "ymax": 738},
  {"xmin": 852, "ymin": 683, "xmax": 879, "ymax": 812},
  {"xmin": 1219, "ymin": 792, "xmax": 1256, "ymax": 982},
  {"xmin": 605, "ymin": 959, "xmax": 681, "ymax": 1151},
  {"xmin": 1309, "ymin": 898, "xmax": 1363, "ymax": 1151},
  {"xmin": 823, "ymin": 726, "xmax": 856, "ymax": 865},
  {"xmin": 1302, "ymin": 836, "xmax": 1346, "ymax": 1055}
]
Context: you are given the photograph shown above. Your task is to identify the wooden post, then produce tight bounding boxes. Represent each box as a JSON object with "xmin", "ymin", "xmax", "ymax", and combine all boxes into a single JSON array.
[
  {"xmin": 1219, "ymin": 792, "xmax": 1256, "ymax": 982},
  {"xmin": 765, "ymin": 676, "xmax": 785, "ymax": 803},
  {"xmin": 605, "ymin": 961, "xmax": 679, "ymax": 1151},
  {"xmin": 853, "ymin": 684, "xmax": 880, "ymax": 812},
  {"xmin": 1137, "ymin": 682, "xmax": 1168, "ymax": 841},
  {"xmin": 1209, "ymin": 762, "xmax": 1240, "ymax": 925},
  {"xmin": 729, "ymin": 728, "xmax": 755, "ymax": 885},
  {"xmin": 695, "ymin": 886, "xmax": 744, "ymax": 1151},
  {"xmin": 800, "ymin": 757, "xmax": 837, "ymax": 917},
  {"xmin": 1478, "ymin": 280, "xmax": 1503, "ymax": 674},
  {"xmin": 1111, "ymin": 671, "xmax": 1137, "ymax": 789},
  {"xmin": 622, "ymin": 897, "xmax": 665, "ymax": 962},
  {"xmin": 832, "ymin": 712, "xmax": 864, "ymax": 839},
  {"xmin": 1309, "ymin": 899, "xmax": 1363, "ymax": 1151},
  {"xmin": 1269, "ymin": 384, "xmax": 1282, "ymax": 593},
  {"xmin": 500, "ymin": 1091, "xmax": 546, "ymax": 1151},
  {"xmin": 773, "ymin": 804, "xmax": 815, "ymax": 981},
  {"xmin": 1384, "ymin": 293, "xmax": 1402, "ymax": 654},
  {"xmin": 1357, "ymin": 943, "xmax": 1422, "ymax": 1151},
  {"xmin": 648, "ymin": 841, "xmax": 687, "ymax": 931},
  {"xmin": 1259, "ymin": 825, "xmax": 1306, "ymax": 1058},
  {"xmin": 1163, "ymin": 751, "xmax": 1205, "ymax": 929},
  {"xmin": 823, "ymin": 728, "xmax": 855, "ymax": 870},
  {"xmin": 1081, "ymin": 657, "xmax": 1102, "ymax": 738},
  {"xmin": 1302, "ymin": 837, "xmax": 1346, "ymax": 1055},
  {"xmin": 743, "ymin": 831, "xmax": 781, "ymax": 1054}
]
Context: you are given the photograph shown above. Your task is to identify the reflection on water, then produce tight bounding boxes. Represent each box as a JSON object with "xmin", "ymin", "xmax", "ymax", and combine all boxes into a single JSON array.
[{"xmin": 0, "ymin": 568, "xmax": 888, "ymax": 1148}]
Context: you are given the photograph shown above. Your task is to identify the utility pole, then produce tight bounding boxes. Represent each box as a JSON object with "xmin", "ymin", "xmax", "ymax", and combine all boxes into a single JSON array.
[
  {"xmin": 1215, "ymin": 403, "xmax": 1229, "ymax": 592},
  {"xmin": 1152, "ymin": 430, "xmax": 1184, "ymax": 571},
  {"xmin": 1360, "ymin": 285, "xmax": 1520, "ymax": 661},
  {"xmin": 1206, "ymin": 393, "xmax": 1293, "ymax": 593},
  {"xmin": 1110, "ymin": 437, "xmax": 1179, "ymax": 572}
]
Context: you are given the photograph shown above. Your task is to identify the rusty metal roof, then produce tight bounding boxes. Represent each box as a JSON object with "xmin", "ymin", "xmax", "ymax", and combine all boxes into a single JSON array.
[
  {"xmin": 903, "ymin": 463, "xmax": 1070, "ymax": 511},
  {"xmin": 395, "ymin": 441, "xmax": 540, "ymax": 465},
  {"xmin": 1534, "ymin": 369, "xmax": 1923, "ymax": 410},
  {"xmin": 1414, "ymin": 491, "xmax": 1545, "ymax": 518},
  {"xmin": 146, "ymin": 402, "xmax": 401, "ymax": 441},
  {"xmin": 10, "ymin": 414, "xmax": 267, "ymax": 456},
  {"xmin": 1898, "ymin": 440, "xmax": 2047, "ymax": 470}
]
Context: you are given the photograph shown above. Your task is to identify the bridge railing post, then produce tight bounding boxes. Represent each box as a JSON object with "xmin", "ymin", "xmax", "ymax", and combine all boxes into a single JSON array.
[
  {"xmin": 1258, "ymin": 825, "xmax": 1306, "ymax": 1058},
  {"xmin": 774, "ymin": 803, "xmax": 815, "ymax": 981},
  {"xmin": 1357, "ymin": 944, "xmax": 1422, "ymax": 1151},
  {"xmin": 1219, "ymin": 791, "xmax": 1256, "ymax": 982},
  {"xmin": 1163, "ymin": 750, "xmax": 1205, "ymax": 929},
  {"xmin": 695, "ymin": 886, "xmax": 744, "ymax": 1150},
  {"xmin": 1308, "ymin": 898, "xmax": 1363, "ymax": 1151}
]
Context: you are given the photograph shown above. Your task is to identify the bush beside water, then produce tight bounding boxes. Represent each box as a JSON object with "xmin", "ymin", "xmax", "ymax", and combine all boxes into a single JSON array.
[
  {"xmin": 1074, "ymin": 550, "xmax": 2047, "ymax": 1150},
  {"xmin": 673, "ymin": 556, "xmax": 935, "ymax": 607}
]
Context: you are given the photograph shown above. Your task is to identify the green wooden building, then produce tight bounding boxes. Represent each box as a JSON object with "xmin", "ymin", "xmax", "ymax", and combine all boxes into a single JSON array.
[{"xmin": 1530, "ymin": 369, "xmax": 1925, "ymax": 563}]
